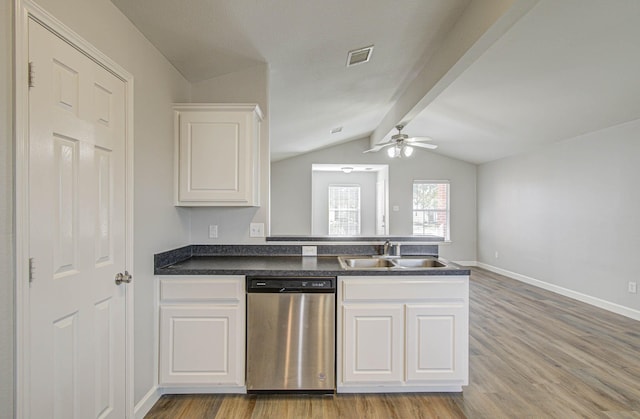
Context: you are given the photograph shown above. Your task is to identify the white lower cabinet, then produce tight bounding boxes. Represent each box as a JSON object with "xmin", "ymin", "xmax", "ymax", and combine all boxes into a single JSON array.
[
  {"xmin": 342, "ymin": 304, "xmax": 404, "ymax": 384},
  {"xmin": 338, "ymin": 276, "xmax": 469, "ymax": 393},
  {"xmin": 405, "ymin": 303, "xmax": 468, "ymax": 382},
  {"xmin": 158, "ymin": 276, "xmax": 245, "ymax": 389}
]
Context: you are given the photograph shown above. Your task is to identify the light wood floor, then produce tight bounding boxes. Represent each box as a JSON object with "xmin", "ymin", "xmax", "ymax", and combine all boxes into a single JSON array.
[{"xmin": 145, "ymin": 267, "xmax": 640, "ymax": 418}]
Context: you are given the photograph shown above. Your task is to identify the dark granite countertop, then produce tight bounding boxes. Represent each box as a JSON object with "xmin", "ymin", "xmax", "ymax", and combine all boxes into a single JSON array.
[
  {"xmin": 154, "ymin": 254, "xmax": 470, "ymax": 277},
  {"xmin": 266, "ymin": 235, "xmax": 445, "ymax": 242}
]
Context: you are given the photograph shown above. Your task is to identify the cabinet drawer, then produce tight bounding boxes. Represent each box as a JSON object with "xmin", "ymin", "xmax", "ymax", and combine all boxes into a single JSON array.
[
  {"xmin": 160, "ymin": 277, "xmax": 244, "ymax": 302},
  {"xmin": 341, "ymin": 276, "xmax": 468, "ymax": 302}
]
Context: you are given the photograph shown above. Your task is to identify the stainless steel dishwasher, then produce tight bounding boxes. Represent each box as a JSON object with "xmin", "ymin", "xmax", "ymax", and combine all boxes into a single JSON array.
[{"xmin": 246, "ymin": 277, "xmax": 335, "ymax": 393}]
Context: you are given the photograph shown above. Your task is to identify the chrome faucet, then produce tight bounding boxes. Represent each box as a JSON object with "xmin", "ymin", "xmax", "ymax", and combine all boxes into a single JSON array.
[{"xmin": 382, "ymin": 240, "xmax": 401, "ymax": 257}]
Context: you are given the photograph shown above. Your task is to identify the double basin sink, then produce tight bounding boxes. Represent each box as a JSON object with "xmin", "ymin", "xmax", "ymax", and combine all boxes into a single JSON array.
[{"xmin": 338, "ymin": 256, "xmax": 447, "ymax": 270}]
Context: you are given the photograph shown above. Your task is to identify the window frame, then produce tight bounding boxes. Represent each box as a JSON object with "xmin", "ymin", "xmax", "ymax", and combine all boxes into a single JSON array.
[
  {"xmin": 327, "ymin": 184, "xmax": 361, "ymax": 236},
  {"xmin": 412, "ymin": 180, "xmax": 450, "ymax": 240}
]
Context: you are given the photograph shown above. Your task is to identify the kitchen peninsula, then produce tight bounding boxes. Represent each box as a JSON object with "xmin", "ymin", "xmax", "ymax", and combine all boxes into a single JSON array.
[{"xmin": 154, "ymin": 244, "xmax": 470, "ymax": 394}]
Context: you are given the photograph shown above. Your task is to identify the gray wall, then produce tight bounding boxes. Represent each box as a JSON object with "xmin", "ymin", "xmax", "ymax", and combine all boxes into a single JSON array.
[
  {"xmin": 16, "ymin": 0, "xmax": 192, "ymax": 407},
  {"xmin": 311, "ymin": 171, "xmax": 378, "ymax": 235},
  {"xmin": 1, "ymin": 0, "xmax": 14, "ymax": 417},
  {"xmin": 478, "ymin": 119, "xmax": 640, "ymax": 312},
  {"xmin": 272, "ymin": 138, "xmax": 478, "ymax": 262}
]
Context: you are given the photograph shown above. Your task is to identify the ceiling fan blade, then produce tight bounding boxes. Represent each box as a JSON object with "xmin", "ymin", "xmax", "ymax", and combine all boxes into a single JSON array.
[
  {"xmin": 363, "ymin": 142, "xmax": 393, "ymax": 153},
  {"xmin": 411, "ymin": 142, "xmax": 438, "ymax": 150},
  {"xmin": 406, "ymin": 136, "xmax": 434, "ymax": 143}
]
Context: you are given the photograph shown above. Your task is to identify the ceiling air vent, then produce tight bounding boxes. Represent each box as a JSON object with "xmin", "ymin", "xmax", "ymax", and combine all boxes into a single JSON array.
[{"xmin": 346, "ymin": 45, "xmax": 374, "ymax": 67}]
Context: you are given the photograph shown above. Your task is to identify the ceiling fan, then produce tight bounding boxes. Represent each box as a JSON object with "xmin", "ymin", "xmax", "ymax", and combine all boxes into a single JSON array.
[{"xmin": 364, "ymin": 124, "xmax": 437, "ymax": 158}]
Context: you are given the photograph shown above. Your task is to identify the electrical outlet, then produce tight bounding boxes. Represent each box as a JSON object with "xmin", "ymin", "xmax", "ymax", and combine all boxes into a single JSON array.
[
  {"xmin": 249, "ymin": 223, "xmax": 265, "ymax": 237},
  {"xmin": 628, "ymin": 281, "xmax": 637, "ymax": 294},
  {"xmin": 302, "ymin": 246, "xmax": 317, "ymax": 257},
  {"xmin": 208, "ymin": 225, "xmax": 218, "ymax": 238}
]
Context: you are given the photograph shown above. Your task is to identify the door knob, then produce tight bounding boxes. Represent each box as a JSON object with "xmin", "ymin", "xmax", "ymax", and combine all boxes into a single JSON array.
[{"xmin": 115, "ymin": 270, "xmax": 132, "ymax": 285}]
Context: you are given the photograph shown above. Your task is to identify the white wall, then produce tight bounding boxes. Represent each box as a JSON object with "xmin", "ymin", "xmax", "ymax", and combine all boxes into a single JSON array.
[
  {"xmin": 272, "ymin": 138, "xmax": 478, "ymax": 261},
  {"xmin": 478, "ymin": 119, "xmax": 640, "ymax": 314},
  {"xmin": 21, "ymin": 0, "xmax": 192, "ymax": 406},
  {"xmin": 1, "ymin": 0, "xmax": 14, "ymax": 416},
  {"xmin": 189, "ymin": 64, "xmax": 271, "ymax": 243}
]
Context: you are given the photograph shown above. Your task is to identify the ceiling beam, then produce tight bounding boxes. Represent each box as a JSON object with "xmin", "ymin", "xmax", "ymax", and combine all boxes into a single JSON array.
[{"xmin": 370, "ymin": 0, "xmax": 540, "ymax": 147}]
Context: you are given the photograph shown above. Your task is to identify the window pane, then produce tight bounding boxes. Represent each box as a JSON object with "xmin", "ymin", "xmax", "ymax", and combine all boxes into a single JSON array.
[
  {"xmin": 412, "ymin": 182, "xmax": 449, "ymax": 239},
  {"xmin": 413, "ymin": 183, "xmax": 448, "ymax": 210},
  {"xmin": 328, "ymin": 185, "xmax": 360, "ymax": 236}
]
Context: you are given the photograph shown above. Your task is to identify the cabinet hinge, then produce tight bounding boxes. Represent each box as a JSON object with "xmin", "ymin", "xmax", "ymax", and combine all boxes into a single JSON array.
[
  {"xmin": 28, "ymin": 61, "xmax": 35, "ymax": 88},
  {"xmin": 29, "ymin": 257, "xmax": 35, "ymax": 283}
]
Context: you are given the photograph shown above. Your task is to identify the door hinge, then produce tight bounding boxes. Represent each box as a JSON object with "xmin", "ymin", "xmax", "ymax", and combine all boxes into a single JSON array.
[
  {"xmin": 28, "ymin": 61, "xmax": 35, "ymax": 88},
  {"xmin": 28, "ymin": 257, "xmax": 35, "ymax": 283}
]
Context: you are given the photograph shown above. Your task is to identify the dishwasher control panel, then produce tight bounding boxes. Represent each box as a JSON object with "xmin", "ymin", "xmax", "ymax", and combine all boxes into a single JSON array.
[{"xmin": 247, "ymin": 277, "xmax": 335, "ymax": 293}]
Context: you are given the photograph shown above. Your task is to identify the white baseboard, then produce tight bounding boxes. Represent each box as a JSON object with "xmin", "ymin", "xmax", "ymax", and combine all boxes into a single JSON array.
[
  {"xmin": 134, "ymin": 386, "xmax": 162, "ymax": 419},
  {"xmin": 476, "ymin": 262, "xmax": 640, "ymax": 321}
]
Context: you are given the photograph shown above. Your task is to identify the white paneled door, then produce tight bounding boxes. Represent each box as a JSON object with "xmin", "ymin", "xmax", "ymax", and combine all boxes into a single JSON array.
[{"xmin": 27, "ymin": 18, "xmax": 128, "ymax": 419}]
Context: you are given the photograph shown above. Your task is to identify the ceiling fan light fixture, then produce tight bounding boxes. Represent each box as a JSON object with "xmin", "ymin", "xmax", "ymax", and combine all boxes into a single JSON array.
[
  {"xmin": 365, "ymin": 124, "xmax": 437, "ymax": 156},
  {"xmin": 402, "ymin": 145, "xmax": 414, "ymax": 157},
  {"xmin": 385, "ymin": 142, "xmax": 414, "ymax": 159}
]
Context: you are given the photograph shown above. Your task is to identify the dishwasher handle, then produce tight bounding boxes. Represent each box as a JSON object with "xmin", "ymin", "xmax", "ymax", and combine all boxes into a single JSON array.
[{"xmin": 247, "ymin": 277, "xmax": 335, "ymax": 293}]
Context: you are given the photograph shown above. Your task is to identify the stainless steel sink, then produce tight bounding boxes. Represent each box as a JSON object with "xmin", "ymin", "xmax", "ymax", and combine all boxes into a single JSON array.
[
  {"xmin": 393, "ymin": 258, "xmax": 446, "ymax": 268},
  {"xmin": 339, "ymin": 258, "xmax": 396, "ymax": 269},
  {"xmin": 338, "ymin": 256, "xmax": 448, "ymax": 270}
]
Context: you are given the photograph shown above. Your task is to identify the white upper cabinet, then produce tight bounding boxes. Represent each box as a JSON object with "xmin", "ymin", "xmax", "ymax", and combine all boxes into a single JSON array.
[{"xmin": 174, "ymin": 104, "xmax": 263, "ymax": 206}]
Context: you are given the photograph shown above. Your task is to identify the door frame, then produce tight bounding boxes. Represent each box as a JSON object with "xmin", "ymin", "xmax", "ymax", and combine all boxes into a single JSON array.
[{"xmin": 14, "ymin": 1, "xmax": 135, "ymax": 417}]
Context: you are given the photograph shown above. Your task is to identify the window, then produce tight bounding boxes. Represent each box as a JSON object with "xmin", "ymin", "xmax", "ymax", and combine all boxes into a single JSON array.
[
  {"xmin": 328, "ymin": 185, "xmax": 361, "ymax": 235},
  {"xmin": 412, "ymin": 181, "xmax": 449, "ymax": 239}
]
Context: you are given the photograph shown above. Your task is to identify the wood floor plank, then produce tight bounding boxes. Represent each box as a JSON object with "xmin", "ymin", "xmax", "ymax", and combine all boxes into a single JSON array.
[{"xmin": 145, "ymin": 267, "xmax": 640, "ymax": 418}]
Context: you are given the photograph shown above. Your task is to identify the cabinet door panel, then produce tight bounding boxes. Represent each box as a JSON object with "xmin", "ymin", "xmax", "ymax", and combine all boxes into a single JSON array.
[
  {"xmin": 188, "ymin": 122, "xmax": 240, "ymax": 191},
  {"xmin": 159, "ymin": 305, "xmax": 244, "ymax": 386},
  {"xmin": 406, "ymin": 304, "xmax": 468, "ymax": 382},
  {"xmin": 342, "ymin": 305, "xmax": 403, "ymax": 384},
  {"xmin": 174, "ymin": 104, "xmax": 261, "ymax": 206},
  {"xmin": 179, "ymin": 111, "xmax": 248, "ymax": 202}
]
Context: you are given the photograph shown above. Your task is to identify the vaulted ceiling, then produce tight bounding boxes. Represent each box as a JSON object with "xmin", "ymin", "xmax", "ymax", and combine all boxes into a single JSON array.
[{"xmin": 112, "ymin": 0, "xmax": 640, "ymax": 163}]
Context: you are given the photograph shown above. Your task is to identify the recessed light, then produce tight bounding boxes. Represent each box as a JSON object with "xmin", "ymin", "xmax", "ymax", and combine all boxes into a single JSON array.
[
  {"xmin": 330, "ymin": 126, "xmax": 343, "ymax": 134},
  {"xmin": 346, "ymin": 45, "xmax": 374, "ymax": 67}
]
